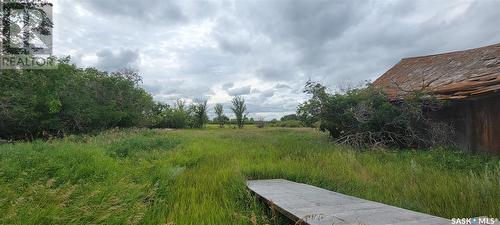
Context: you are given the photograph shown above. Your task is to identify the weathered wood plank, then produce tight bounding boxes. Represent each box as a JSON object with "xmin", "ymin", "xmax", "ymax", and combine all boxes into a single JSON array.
[{"xmin": 247, "ymin": 179, "xmax": 451, "ymax": 225}]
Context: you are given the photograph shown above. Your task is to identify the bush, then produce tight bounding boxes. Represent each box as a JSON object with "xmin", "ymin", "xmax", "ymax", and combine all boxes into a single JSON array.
[
  {"xmin": 255, "ymin": 117, "xmax": 266, "ymax": 128},
  {"xmin": 298, "ymin": 81, "xmax": 454, "ymax": 148},
  {"xmin": 151, "ymin": 101, "xmax": 188, "ymax": 129},
  {"xmin": 0, "ymin": 59, "xmax": 155, "ymax": 140},
  {"xmin": 280, "ymin": 114, "xmax": 298, "ymax": 121}
]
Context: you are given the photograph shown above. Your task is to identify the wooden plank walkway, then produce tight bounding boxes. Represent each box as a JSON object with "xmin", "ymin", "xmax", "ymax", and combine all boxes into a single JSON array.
[{"xmin": 247, "ymin": 179, "xmax": 451, "ymax": 225}]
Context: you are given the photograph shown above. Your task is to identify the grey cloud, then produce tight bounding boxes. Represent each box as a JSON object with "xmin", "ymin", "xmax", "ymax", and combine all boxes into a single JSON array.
[
  {"xmin": 256, "ymin": 67, "xmax": 295, "ymax": 81},
  {"xmin": 250, "ymin": 89, "xmax": 261, "ymax": 94},
  {"xmin": 141, "ymin": 79, "xmax": 185, "ymax": 95},
  {"xmin": 274, "ymin": 84, "xmax": 292, "ymax": 89},
  {"xmin": 141, "ymin": 83, "xmax": 163, "ymax": 95},
  {"xmin": 79, "ymin": 0, "xmax": 193, "ymax": 24},
  {"xmin": 142, "ymin": 80, "xmax": 213, "ymax": 103},
  {"xmin": 227, "ymin": 85, "xmax": 252, "ymax": 96},
  {"xmin": 235, "ymin": 0, "xmax": 365, "ymax": 45},
  {"xmin": 260, "ymin": 89, "xmax": 275, "ymax": 98},
  {"xmin": 215, "ymin": 31, "xmax": 252, "ymax": 55},
  {"xmin": 77, "ymin": 0, "xmax": 216, "ymax": 26},
  {"xmin": 246, "ymin": 101, "xmax": 296, "ymax": 114},
  {"xmin": 95, "ymin": 49, "xmax": 139, "ymax": 72},
  {"xmin": 222, "ymin": 82, "xmax": 234, "ymax": 90},
  {"xmin": 176, "ymin": 46, "xmax": 239, "ymax": 80},
  {"xmin": 233, "ymin": 0, "xmax": 367, "ymax": 64},
  {"xmin": 55, "ymin": 0, "xmax": 500, "ymax": 119}
]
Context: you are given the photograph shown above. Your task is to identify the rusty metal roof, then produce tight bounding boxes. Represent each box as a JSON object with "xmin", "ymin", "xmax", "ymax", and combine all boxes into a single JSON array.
[{"xmin": 373, "ymin": 43, "xmax": 500, "ymax": 100}]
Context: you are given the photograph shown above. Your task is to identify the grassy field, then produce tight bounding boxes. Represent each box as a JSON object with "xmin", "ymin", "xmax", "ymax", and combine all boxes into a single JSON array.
[{"xmin": 0, "ymin": 127, "xmax": 498, "ymax": 225}]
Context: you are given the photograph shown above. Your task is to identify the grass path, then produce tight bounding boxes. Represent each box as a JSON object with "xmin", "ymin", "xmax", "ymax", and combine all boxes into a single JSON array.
[{"xmin": 0, "ymin": 127, "xmax": 499, "ymax": 224}]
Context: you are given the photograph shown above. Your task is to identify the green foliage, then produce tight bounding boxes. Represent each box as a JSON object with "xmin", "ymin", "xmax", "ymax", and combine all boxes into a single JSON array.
[
  {"xmin": 150, "ymin": 100, "xmax": 190, "ymax": 129},
  {"xmin": 216, "ymin": 115, "xmax": 230, "ymax": 127},
  {"xmin": 298, "ymin": 81, "xmax": 453, "ymax": 148},
  {"xmin": 190, "ymin": 99, "xmax": 208, "ymax": 128},
  {"xmin": 170, "ymin": 100, "xmax": 189, "ymax": 128},
  {"xmin": 245, "ymin": 117, "xmax": 255, "ymax": 124},
  {"xmin": 269, "ymin": 119, "xmax": 303, "ymax": 127},
  {"xmin": 280, "ymin": 114, "xmax": 298, "ymax": 121},
  {"xmin": 0, "ymin": 128, "xmax": 498, "ymax": 224},
  {"xmin": 213, "ymin": 103, "xmax": 231, "ymax": 129},
  {"xmin": 297, "ymin": 81, "xmax": 326, "ymax": 127},
  {"xmin": 0, "ymin": 59, "xmax": 155, "ymax": 140},
  {"xmin": 231, "ymin": 96, "xmax": 247, "ymax": 129},
  {"xmin": 108, "ymin": 135, "xmax": 180, "ymax": 158},
  {"xmin": 151, "ymin": 99, "xmax": 212, "ymax": 129},
  {"xmin": 213, "ymin": 103, "xmax": 227, "ymax": 128}
]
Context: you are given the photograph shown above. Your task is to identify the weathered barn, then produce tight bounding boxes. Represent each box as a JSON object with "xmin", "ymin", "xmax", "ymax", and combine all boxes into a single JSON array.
[{"xmin": 373, "ymin": 43, "xmax": 500, "ymax": 154}]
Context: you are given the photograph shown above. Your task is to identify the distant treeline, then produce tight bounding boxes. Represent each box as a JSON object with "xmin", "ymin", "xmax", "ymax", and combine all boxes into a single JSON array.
[{"xmin": 0, "ymin": 58, "xmax": 251, "ymax": 140}]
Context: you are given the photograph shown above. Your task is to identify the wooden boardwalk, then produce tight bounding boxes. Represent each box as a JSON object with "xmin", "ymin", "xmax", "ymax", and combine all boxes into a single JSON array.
[{"xmin": 247, "ymin": 179, "xmax": 451, "ymax": 225}]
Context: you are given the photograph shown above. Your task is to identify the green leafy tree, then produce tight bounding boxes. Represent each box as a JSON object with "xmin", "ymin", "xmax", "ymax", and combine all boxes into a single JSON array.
[
  {"xmin": 214, "ymin": 103, "xmax": 227, "ymax": 128},
  {"xmin": 297, "ymin": 80, "xmax": 326, "ymax": 127},
  {"xmin": 150, "ymin": 102, "xmax": 171, "ymax": 128},
  {"xmin": 231, "ymin": 96, "xmax": 247, "ymax": 129},
  {"xmin": 0, "ymin": 57, "xmax": 155, "ymax": 140},
  {"xmin": 191, "ymin": 99, "xmax": 208, "ymax": 128},
  {"xmin": 280, "ymin": 114, "xmax": 298, "ymax": 121},
  {"xmin": 167, "ymin": 100, "xmax": 188, "ymax": 129}
]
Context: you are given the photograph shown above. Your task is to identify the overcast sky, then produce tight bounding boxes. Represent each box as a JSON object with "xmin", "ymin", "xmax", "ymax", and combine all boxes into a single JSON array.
[{"xmin": 52, "ymin": 0, "xmax": 500, "ymax": 119}]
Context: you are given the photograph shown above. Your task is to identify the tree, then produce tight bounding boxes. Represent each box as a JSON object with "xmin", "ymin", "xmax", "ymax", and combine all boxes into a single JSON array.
[
  {"xmin": 167, "ymin": 99, "xmax": 188, "ymax": 128},
  {"xmin": 0, "ymin": 58, "xmax": 156, "ymax": 140},
  {"xmin": 297, "ymin": 80, "xmax": 326, "ymax": 127},
  {"xmin": 231, "ymin": 96, "xmax": 247, "ymax": 129},
  {"xmin": 214, "ymin": 103, "xmax": 227, "ymax": 128},
  {"xmin": 151, "ymin": 99, "xmax": 191, "ymax": 129},
  {"xmin": 280, "ymin": 114, "xmax": 298, "ymax": 121},
  {"xmin": 114, "ymin": 67, "xmax": 142, "ymax": 86},
  {"xmin": 150, "ymin": 102, "xmax": 171, "ymax": 128},
  {"xmin": 191, "ymin": 99, "xmax": 208, "ymax": 128}
]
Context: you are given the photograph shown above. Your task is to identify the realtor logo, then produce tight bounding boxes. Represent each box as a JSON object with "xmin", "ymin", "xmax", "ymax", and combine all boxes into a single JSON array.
[
  {"xmin": 0, "ymin": 0, "xmax": 55, "ymax": 69},
  {"xmin": 451, "ymin": 217, "xmax": 498, "ymax": 225}
]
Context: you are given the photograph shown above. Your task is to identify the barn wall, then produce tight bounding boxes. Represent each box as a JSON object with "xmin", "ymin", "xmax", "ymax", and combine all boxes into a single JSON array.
[{"xmin": 439, "ymin": 94, "xmax": 500, "ymax": 154}]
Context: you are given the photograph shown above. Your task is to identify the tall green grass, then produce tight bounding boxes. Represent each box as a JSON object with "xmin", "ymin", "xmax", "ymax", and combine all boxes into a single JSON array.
[
  {"xmin": 0, "ymin": 127, "xmax": 498, "ymax": 224},
  {"xmin": 0, "ymin": 129, "xmax": 181, "ymax": 225}
]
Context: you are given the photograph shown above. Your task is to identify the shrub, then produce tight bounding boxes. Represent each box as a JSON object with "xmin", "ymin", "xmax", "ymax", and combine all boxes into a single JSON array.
[
  {"xmin": 151, "ymin": 100, "xmax": 189, "ymax": 129},
  {"xmin": 280, "ymin": 114, "xmax": 298, "ymax": 121},
  {"xmin": 298, "ymin": 81, "xmax": 454, "ymax": 148},
  {"xmin": 0, "ymin": 59, "xmax": 155, "ymax": 140},
  {"xmin": 255, "ymin": 117, "xmax": 266, "ymax": 128}
]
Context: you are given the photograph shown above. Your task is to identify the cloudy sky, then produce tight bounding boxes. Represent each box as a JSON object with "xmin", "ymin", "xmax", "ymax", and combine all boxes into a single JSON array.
[{"xmin": 52, "ymin": 0, "xmax": 500, "ymax": 119}]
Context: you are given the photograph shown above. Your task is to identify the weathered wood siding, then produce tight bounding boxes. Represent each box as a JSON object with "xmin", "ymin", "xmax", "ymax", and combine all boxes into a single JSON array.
[{"xmin": 439, "ymin": 94, "xmax": 500, "ymax": 154}]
